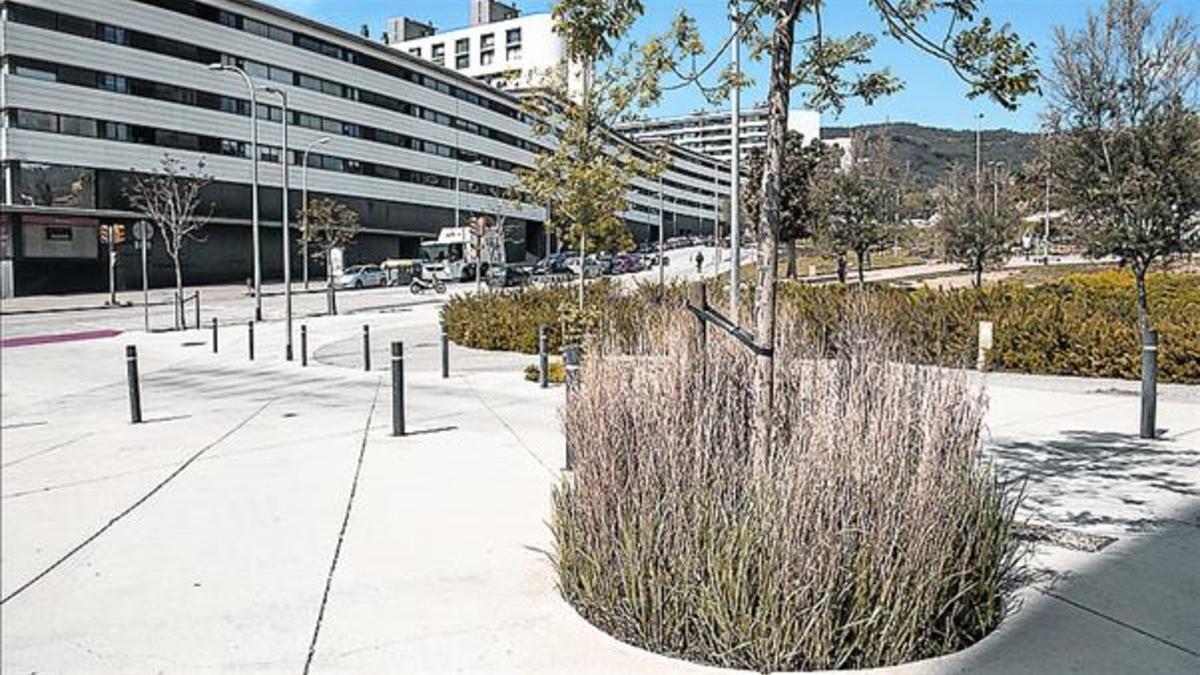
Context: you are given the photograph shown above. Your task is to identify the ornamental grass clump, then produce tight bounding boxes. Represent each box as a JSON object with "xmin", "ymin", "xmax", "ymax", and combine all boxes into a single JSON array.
[{"xmin": 552, "ymin": 312, "xmax": 1022, "ymax": 672}]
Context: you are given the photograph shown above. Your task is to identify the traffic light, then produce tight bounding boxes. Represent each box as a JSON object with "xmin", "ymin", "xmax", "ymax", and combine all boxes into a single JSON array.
[
  {"xmin": 99, "ymin": 224, "xmax": 110, "ymax": 245},
  {"xmin": 113, "ymin": 224, "xmax": 126, "ymax": 244}
]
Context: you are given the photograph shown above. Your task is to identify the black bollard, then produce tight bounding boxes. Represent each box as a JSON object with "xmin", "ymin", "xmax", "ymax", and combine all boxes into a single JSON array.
[
  {"xmin": 301, "ymin": 325, "xmax": 308, "ymax": 367},
  {"xmin": 211, "ymin": 317, "xmax": 218, "ymax": 353},
  {"xmin": 1140, "ymin": 328, "xmax": 1158, "ymax": 439},
  {"xmin": 538, "ymin": 325, "xmax": 549, "ymax": 388},
  {"xmin": 248, "ymin": 321, "xmax": 255, "ymax": 361},
  {"xmin": 362, "ymin": 325, "xmax": 371, "ymax": 371},
  {"xmin": 126, "ymin": 345, "xmax": 142, "ymax": 424},
  {"xmin": 194, "ymin": 290, "xmax": 200, "ymax": 331},
  {"xmin": 563, "ymin": 343, "xmax": 581, "ymax": 470},
  {"xmin": 392, "ymin": 341, "xmax": 406, "ymax": 436},
  {"xmin": 440, "ymin": 323, "xmax": 449, "ymax": 379}
]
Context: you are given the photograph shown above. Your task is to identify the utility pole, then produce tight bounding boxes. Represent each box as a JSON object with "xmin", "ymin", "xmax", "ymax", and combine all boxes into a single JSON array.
[
  {"xmin": 729, "ymin": 3, "xmax": 742, "ymax": 324},
  {"xmin": 974, "ymin": 112, "xmax": 984, "ymax": 203}
]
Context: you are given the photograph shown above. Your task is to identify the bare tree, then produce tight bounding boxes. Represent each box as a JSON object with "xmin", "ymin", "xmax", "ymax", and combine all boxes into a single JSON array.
[
  {"xmin": 1044, "ymin": 0, "xmax": 1200, "ymax": 335},
  {"xmin": 935, "ymin": 164, "xmax": 1018, "ymax": 288},
  {"xmin": 300, "ymin": 197, "xmax": 361, "ymax": 316},
  {"xmin": 125, "ymin": 153, "xmax": 213, "ymax": 329}
]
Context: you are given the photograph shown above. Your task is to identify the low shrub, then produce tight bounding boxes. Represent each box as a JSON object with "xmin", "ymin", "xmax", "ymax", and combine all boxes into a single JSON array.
[
  {"xmin": 443, "ymin": 270, "xmax": 1200, "ymax": 383},
  {"xmin": 522, "ymin": 360, "xmax": 565, "ymax": 383},
  {"xmin": 554, "ymin": 317, "xmax": 1022, "ymax": 671}
]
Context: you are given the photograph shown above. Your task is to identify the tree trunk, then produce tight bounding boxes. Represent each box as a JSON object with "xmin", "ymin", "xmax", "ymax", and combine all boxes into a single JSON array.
[
  {"xmin": 750, "ymin": 1, "xmax": 799, "ymax": 477},
  {"xmin": 836, "ymin": 252, "xmax": 847, "ymax": 284},
  {"xmin": 973, "ymin": 262, "xmax": 983, "ymax": 289},
  {"xmin": 856, "ymin": 250, "xmax": 866, "ymax": 286},
  {"xmin": 173, "ymin": 261, "xmax": 184, "ymax": 330},
  {"xmin": 785, "ymin": 239, "xmax": 797, "ymax": 279}
]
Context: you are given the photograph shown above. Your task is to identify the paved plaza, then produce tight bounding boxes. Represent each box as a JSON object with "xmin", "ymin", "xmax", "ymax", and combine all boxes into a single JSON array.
[{"xmin": 1, "ymin": 270, "xmax": 1198, "ymax": 673}]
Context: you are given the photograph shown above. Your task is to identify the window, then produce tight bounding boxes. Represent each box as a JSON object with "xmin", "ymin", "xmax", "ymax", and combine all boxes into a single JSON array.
[
  {"xmin": 60, "ymin": 115, "xmax": 98, "ymax": 138},
  {"xmin": 260, "ymin": 147, "xmax": 281, "ymax": 163},
  {"xmin": 16, "ymin": 163, "xmax": 96, "ymax": 208},
  {"xmin": 456, "ymin": 38, "xmax": 469, "ymax": 54},
  {"xmin": 268, "ymin": 65, "xmax": 293, "ymax": 84},
  {"xmin": 480, "ymin": 51, "xmax": 494, "ymax": 66},
  {"xmin": 101, "ymin": 25, "xmax": 129, "ymax": 45},
  {"xmin": 506, "ymin": 45, "xmax": 521, "ymax": 61},
  {"xmin": 13, "ymin": 62, "xmax": 57, "ymax": 82},
  {"xmin": 11, "ymin": 5, "xmax": 57, "ymax": 30},
  {"xmin": 220, "ymin": 139, "xmax": 246, "ymax": 157},
  {"xmin": 102, "ymin": 122, "xmax": 130, "ymax": 141},
  {"xmin": 431, "ymin": 43, "xmax": 445, "ymax": 65},
  {"xmin": 101, "ymin": 74, "xmax": 128, "ymax": 93},
  {"xmin": 481, "ymin": 34, "xmax": 495, "ymax": 49},
  {"xmin": 16, "ymin": 110, "xmax": 58, "ymax": 133},
  {"xmin": 456, "ymin": 54, "xmax": 469, "ymax": 69},
  {"xmin": 409, "ymin": 47, "xmax": 421, "ymax": 57},
  {"xmin": 506, "ymin": 28, "xmax": 521, "ymax": 44}
]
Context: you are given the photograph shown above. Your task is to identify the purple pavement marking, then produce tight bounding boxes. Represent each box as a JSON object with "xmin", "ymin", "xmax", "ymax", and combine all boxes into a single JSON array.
[{"xmin": 1, "ymin": 329, "xmax": 123, "ymax": 349}]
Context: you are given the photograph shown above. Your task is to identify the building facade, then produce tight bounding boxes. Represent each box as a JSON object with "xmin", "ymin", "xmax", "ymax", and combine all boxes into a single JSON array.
[
  {"xmin": 618, "ymin": 108, "xmax": 822, "ymax": 163},
  {"xmin": 0, "ymin": 0, "xmax": 726, "ymax": 296},
  {"xmin": 387, "ymin": 8, "xmax": 563, "ymax": 93}
]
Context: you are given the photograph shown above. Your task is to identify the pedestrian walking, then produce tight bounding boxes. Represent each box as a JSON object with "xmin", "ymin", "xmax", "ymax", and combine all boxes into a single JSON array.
[{"xmin": 695, "ymin": 250, "xmax": 705, "ymax": 274}]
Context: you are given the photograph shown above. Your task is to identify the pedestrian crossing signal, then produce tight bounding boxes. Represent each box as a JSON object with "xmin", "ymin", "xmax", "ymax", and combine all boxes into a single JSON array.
[{"xmin": 99, "ymin": 224, "xmax": 127, "ymax": 245}]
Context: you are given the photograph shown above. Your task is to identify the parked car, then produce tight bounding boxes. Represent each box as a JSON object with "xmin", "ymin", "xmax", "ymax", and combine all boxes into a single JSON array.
[
  {"xmin": 565, "ymin": 255, "xmax": 603, "ymax": 279},
  {"xmin": 533, "ymin": 253, "xmax": 572, "ymax": 276},
  {"xmin": 666, "ymin": 236, "xmax": 691, "ymax": 250},
  {"xmin": 336, "ymin": 264, "xmax": 387, "ymax": 288},
  {"xmin": 610, "ymin": 253, "xmax": 641, "ymax": 274},
  {"xmin": 486, "ymin": 264, "xmax": 532, "ymax": 288}
]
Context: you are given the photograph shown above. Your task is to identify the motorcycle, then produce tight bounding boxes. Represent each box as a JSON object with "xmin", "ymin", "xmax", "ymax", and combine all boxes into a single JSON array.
[{"xmin": 410, "ymin": 276, "xmax": 447, "ymax": 294}]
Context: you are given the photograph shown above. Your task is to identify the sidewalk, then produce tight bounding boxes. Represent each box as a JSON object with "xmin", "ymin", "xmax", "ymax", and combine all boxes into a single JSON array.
[{"xmin": 2, "ymin": 308, "xmax": 1197, "ymax": 673}]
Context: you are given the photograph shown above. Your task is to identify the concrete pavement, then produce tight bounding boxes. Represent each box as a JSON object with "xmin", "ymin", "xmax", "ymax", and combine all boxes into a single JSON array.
[{"xmin": 2, "ymin": 299, "xmax": 1198, "ymax": 673}]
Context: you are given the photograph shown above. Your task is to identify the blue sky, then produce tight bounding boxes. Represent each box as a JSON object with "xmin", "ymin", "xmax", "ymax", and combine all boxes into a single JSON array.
[{"xmin": 266, "ymin": 0, "xmax": 1195, "ymax": 133}]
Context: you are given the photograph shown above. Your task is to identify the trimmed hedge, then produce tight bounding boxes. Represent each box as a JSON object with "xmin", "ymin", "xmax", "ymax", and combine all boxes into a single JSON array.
[{"xmin": 442, "ymin": 270, "xmax": 1200, "ymax": 383}]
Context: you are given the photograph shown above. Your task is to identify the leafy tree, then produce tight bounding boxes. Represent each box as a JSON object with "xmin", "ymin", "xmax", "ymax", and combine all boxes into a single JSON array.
[
  {"xmin": 741, "ymin": 132, "xmax": 835, "ymax": 278},
  {"xmin": 935, "ymin": 164, "xmax": 1018, "ymax": 288},
  {"xmin": 515, "ymin": 0, "xmax": 665, "ymax": 258},
  {"xmin": 744, "ymin": 0, "xmax": 1039, "ymax": 470},
  {"xmin": 1044, "ymin": 0, "xmax": 1200, "ymax": 335},
  {"xmin": 124, "ymin": 153, "xmax": 213, "ymax": 329},
  {"xmin": 300, "ymin": 197, "xmax": 361, "ymax": 316},
  {"xmin": 818, "ymin": 132, "xmax": 896, "ymax": 285}
]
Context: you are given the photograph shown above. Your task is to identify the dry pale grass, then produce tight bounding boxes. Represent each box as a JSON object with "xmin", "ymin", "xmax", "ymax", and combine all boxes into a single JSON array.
[{"xmin": 553, "ymin": 305, "xmax": 1023, "ymax": 672}]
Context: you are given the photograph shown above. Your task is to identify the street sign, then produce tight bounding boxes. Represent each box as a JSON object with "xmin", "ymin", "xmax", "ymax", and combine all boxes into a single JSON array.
[{"xmin": 133, "ymin": 221, "xmax": 153, "ymax": 241}]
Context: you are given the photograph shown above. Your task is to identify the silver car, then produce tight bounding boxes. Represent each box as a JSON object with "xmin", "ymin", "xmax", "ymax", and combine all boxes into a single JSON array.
[{"xmin": 337, "ymin": 264, "xmax": 387, "ymax": 289}]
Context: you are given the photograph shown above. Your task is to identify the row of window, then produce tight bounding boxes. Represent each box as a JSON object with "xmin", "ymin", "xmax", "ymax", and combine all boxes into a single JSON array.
[
  {"xmin": 128, "ymin": 0, "xmax": 532, "ymax": 122},
  {"xmin": 7, "ymin": 108, "xmax": 514, "ymax": 199},
  {"xmin": 6, "ymin": 56, "xmax": 532, "ymax": 171},
  {"xmin": 8, "ymin": 2, "xmax": 538, "ymax": 134},
  {"xmin": 418, "ymin": 31, "xmax": 522, "ymax": 70}
]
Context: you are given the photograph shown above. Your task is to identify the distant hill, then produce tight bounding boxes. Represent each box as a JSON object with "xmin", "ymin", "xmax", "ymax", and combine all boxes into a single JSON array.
[{"xmin": 823, "ymin": 122, "xmax": 1041, "ymax": 187}]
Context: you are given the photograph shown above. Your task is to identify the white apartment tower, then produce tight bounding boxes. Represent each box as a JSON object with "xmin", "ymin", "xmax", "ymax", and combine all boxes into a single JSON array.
[
  {"xmin": 389, "ymin": 1, "xmax": 567, "ymax": 93},
  {"xmin": 617, "ymin": 108, "xmax": 822, "ymax": 163}
]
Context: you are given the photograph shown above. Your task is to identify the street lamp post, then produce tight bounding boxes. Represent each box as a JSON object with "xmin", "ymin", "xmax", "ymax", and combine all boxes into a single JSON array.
[
  {"xmin": 209, "ymin": 63, "xmax": 262, "ymax": 322},
  {"xmin": 301, "ymin": 136, "xmax": 330, "ymax": 290},
  {"xmin": 974, "ymin": 112, "xmax": 984, "ymax": 203},
  {"xmin": 729, "ymin": 4, "xmax": 742, "ymax": 324},
  {"xmin": 260, "ymin": 85, "xmax": 293, "ymax": 361},
  {"xmin": 658, "ymin": 173, "xmax": 666, "ymax": 294}
]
